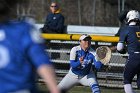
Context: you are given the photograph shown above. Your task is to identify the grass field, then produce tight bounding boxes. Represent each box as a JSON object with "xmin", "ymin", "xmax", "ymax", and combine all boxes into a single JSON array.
[{"xmin": 37, "ymin": 83, "xmax": 140, "ymax": 93}]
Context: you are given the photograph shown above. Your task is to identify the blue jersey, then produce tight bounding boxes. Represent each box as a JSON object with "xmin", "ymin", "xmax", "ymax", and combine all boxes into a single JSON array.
[
  {"xmin": 119, "ymin": 25, "xmax": 140, "ymax": 53},
  {"xmin": 70, "ymin": 45, "xmax": 103, "ymax": 76},
  {"xmin": 0, "ymin": 20, "xmax": 52, "ymax": 93}
]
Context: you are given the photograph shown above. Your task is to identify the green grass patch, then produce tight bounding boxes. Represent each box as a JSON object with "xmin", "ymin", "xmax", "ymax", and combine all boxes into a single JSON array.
[{"xmin": 37, "ymin": 83, "xmax": 140, "ymax": 93}]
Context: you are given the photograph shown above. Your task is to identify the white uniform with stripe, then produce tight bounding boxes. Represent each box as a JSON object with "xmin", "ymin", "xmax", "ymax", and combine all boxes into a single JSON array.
[{"xmin": 58, "ymin": 45, "xmax": 103, "ymax": 93}]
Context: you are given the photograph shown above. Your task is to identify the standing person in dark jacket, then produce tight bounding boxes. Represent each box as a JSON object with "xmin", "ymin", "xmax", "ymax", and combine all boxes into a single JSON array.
[
  {"xmin": 41, "ymin": 2, "xmax": 65, "ymax": 59},
  {"xmin": 41, "ymin": 2, "xmax": 65, "ymax": 33}
]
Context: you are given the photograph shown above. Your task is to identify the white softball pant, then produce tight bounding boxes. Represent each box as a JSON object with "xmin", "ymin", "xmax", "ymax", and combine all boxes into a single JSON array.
[{"xmin": 58, "ymin": 70, "xmax": 100, "ymax": 93}]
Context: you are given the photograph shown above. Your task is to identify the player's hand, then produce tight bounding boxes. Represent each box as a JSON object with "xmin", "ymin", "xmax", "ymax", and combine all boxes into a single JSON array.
[{"xmin": 79, "ymin": 56, "xmax": 84, "ymax": 64}]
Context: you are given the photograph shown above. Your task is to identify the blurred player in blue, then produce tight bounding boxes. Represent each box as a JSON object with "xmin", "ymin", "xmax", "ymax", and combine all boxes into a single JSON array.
[
  {"xmin": 117, "ymin": 10, "xmax": 140, "ymax": 93},
  {"xmin": 58, "ymin": 34, "xmax": 103, "ymax": 93},
  {"xmin": 0, "ymin": 0, "xmax": 60, "ymax": 93}
]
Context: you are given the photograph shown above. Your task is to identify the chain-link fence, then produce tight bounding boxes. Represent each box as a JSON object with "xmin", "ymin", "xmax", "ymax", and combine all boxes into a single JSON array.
[{"xmin": 16, "ymin": 0, "xmax": 140, "ymax": 26}]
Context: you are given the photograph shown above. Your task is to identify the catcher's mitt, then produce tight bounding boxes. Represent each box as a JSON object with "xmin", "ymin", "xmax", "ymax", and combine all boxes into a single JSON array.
[{"xmin": 96, "ymin": 46, "xmax": 112, "ymax": 65}]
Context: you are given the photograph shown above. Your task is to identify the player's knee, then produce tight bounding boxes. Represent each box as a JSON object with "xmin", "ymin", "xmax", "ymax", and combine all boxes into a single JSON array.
[
  {"xmin": 57, "ymin": 86, "xmax": 67, "ymax": 93},
  {"xmin": 91, "ymin": 84, "xmax": 100, "ymax": 93},
  {"xmin": 123, "ymin": 74, "xmax": 133, "ymax": 84},
  {"xmin": 60, "ymin": 89, "xmax": 67, "ymax": 93},
  {"xmin": 137, "ymin": 80, "xmax": 140, "ymax": 88},
  {"xmin": 46, "ymin": 90, "xmax": 66, "ymax": 93},
  {"xmin": 124, "ymin": 78, "xmax": 132, "ymax": 84}
]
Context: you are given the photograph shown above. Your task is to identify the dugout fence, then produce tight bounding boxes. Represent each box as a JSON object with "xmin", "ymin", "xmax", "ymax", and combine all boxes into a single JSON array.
[{"xmin": 42, "ymin": 34, "xmax": 138, "ymax": 88}]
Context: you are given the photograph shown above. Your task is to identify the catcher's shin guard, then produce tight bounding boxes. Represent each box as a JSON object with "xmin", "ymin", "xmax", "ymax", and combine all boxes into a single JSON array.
[{"xmin": 91, "ymin": 84, "xmax": 100, "ymax": 93}]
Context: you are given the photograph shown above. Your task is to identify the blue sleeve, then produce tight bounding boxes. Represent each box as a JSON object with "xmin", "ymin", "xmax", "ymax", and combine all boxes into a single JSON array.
[
  {"xmin": 27, "ymin": 43, "xmax": 52, "ymax": 68},
  {"xmin": 94, "ymin": 61, "xmax": 103, "ymax": 70},
  {"xmin": 70, "ymin": 60, "xmax": 81, "ymax": 69},
  {"xmin": 69, "ymin": 47, "xmax": 82, "ymax": 69},
  {"xmin": 93, "ymin": 56, "xmax": 103, "ymax": 70},
  {"xmin": 23, "ymin": 24, "xmax": 52, "ymax": 68}
]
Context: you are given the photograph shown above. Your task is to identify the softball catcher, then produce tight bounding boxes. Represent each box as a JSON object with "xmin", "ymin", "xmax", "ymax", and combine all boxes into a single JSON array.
[{"xmin": 58, "ymin": 34, "xmax": 110, "ymax": 93}]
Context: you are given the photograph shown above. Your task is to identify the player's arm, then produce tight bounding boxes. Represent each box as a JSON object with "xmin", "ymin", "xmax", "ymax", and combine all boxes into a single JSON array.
[
  {"xmin": 70, "ymin": 47, "xmax": 81, "ymax": 69},
  {"xmin": 29, "ymin": 44, "xmax": 60, "ymax": 93},
  {"xmin": 24, "ymin": 25, "xmax": 59, "ymax": 93},
  {"xmin": 28, "ymin": 39, "xmax": 60, "ymax": 93},
  {"xmin": 91, "ymin": 52, "xmax": 103, "ymax": 70},
  {"xmin": 117, "ymin": 42, "xmax": 127, "ymax": 54},
  {"xmin": 37, "ymin": 64, "xmax": 60, "ymax": 93},
  {"xmin": 93, "ymin": 56, "xmax": 103, "ymax": 70},
  {"xmin": 117, "ymin": 27, "xmax": 128, "ymax": 54}
]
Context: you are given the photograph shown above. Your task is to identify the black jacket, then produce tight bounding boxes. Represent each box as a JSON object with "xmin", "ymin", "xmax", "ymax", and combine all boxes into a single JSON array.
[{"xmin": 42, "ymin": 13, "xmax": 65, "ymax": 33}]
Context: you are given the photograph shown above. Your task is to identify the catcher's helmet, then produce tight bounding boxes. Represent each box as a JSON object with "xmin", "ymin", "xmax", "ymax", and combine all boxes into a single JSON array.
[{"xmin": 126, "ymin": 10, "xmax": 140, "ymax": 23}]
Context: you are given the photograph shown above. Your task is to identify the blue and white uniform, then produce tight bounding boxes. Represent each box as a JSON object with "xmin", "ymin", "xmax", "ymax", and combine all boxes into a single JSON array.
[
  {"xmin": 0, "ymin": 20, "xmax": 52, "ymax": 93},
  {"xmin": 58, "ymin": 45, "xmax": 103, "ymax": 93}
]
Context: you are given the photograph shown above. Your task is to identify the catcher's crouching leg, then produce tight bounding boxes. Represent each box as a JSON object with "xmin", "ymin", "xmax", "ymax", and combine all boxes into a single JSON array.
[
  {"xmin": 46, "ymin": 89, "xmax": 67, "ymax": 93},
  {"xmin": 60, "ymin": 89, "xmax": 67, "ymax": 93},
  {"xmin": 90, "ymin": 84, "xmax": 101, "ymax": 93}
]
